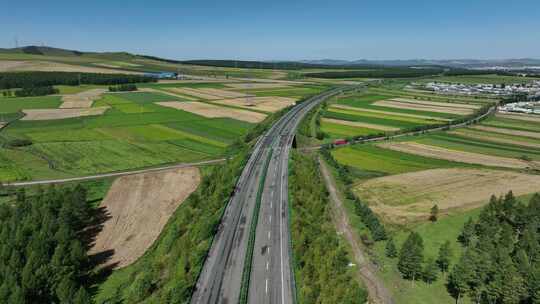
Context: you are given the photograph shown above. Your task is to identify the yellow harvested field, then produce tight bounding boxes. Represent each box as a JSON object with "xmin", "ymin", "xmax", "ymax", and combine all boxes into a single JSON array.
[
  {"xmin": 90, "ymin": 167, "xmax": 201, "ymax": 268},
  {"xmin": 60, "ymin": 88, "xmax": 107, "ymax": 108},
  {"xmin": 332, "ymin": 104, "xmax": 452, "ymax": 121},
  {"xmin": 196, "ymin": 88, "xmax": 252, "ymax": 98},
  {"xmin": 156, "ymin": 101, "xmax": 266, "ymax": 123},
  {"xmin": 169, "ymin": 88, "xmax": 222, "ymax": 100},
  {"xmin": 391, "ymin": 98, "xmax": 481, "ymax": 109},
  {"xmin": 450, "ymin": 129, "xmax": 540, "ymax": 149},
  {"xmin": 356, "ymin": 168, "xmax": 540, "ymax": 224},
  {"xmin": 471, "ymin": 125, "xmax": 540, "ymax": 139},
  {"xmin": 322, "ymin": 118, "xmax": 400, "ymax": 131},
  {"xmin": 0, "ymin": 60, "xmax": 141, "ymax": 74},
  {"xmin": 374, "ymin": 100, "xmax": 473, "ymax": 115},
  {"xmin": 225, "ymin": 83, "xmax": 291, "ymax": 89},
  {"xmin": 378, "ymin": 142, "xmax": 536, "ymax": 169},
  {"xmin": 211, "ymin": 96, "xmax": 296, "ymax": 112},
  {"xmin": 496, "ymin": 112, "xmax": 540, "ymax": 123},
  {"xmin": 21, "ymin": 107, "xmax": 110, "ymax": 121}
]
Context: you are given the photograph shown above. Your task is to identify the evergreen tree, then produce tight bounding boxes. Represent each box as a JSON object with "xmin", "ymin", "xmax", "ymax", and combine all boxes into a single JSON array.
[
  {"xmin": 385, "ymin": 238, "xmax": 397, "ymax": 258},
  {"xmin": 430, "ymin": 204, "xmax": 439, "ymax": 222},
  {"xmin": 398, "ymin": 232, "xmax": 424, "ymax": 280},
  {"xmin": 423, "ymin": 258, "xmax": 438, "ymax": 283},
  {"xmin": 73, "ymin": 287, "xmax": 91, "ymax": 304},
  {"xmin": 458, "ymin": 218, "xmax": 475, "ymax": 246},
  {"xmin": 436, "ymin": 241, "xmax": 452, "ymax": 273}
]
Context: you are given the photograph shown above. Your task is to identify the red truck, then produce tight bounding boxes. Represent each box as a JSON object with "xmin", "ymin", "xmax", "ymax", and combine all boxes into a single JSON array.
[{"xmin": 333, "ymin": 139, "xmax": 348, "ymax": 146}]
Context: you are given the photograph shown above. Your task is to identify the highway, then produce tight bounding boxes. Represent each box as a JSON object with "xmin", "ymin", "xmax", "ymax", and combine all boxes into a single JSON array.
[{"xmin": 190, "ymin": 87, "xmax": 345, "ymax": 304}]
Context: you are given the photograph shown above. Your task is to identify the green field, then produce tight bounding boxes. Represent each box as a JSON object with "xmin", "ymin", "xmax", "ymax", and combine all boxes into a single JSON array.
[
  {"xmin": 0, "ymin": 96, "xmax": 62, "ymax": 113},
  {"xmin": 481, "ymin": 116, "xmax": 540, "ymax": 133},
  {"xmin": 320, "ymin": 121, "xmax": 382, "ymax": 139},
  {"xmin": 0, "ymin": 91, "xmax": 254, "ymax": 181},
  {"xmin": 332, "ymin": 144, "xmax": 467, "ymax": 177},
  {"xmin": 414, "ymin": 132, "xmax": 540, "ymax": 161}
]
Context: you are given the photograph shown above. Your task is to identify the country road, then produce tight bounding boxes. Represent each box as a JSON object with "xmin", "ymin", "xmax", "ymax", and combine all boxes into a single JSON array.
[
  {"xmin": 190, "ymin": 87, "xmax": 347, "ymax": 304},
  {"xmin": 319, "ymin": 158, "xmax": 394, "ymax": 304},
  {"xmin": 4, "ymin": 158, "xmax": 226, "ymax": 186}
]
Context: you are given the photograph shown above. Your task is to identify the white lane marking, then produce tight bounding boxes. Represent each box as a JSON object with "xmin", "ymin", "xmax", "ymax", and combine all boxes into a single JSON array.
[
  {"xmin": 266, "ymin": 261, "xmax": 269, "ymax": 270},
  {"xmin": 266, "ymin": 278, "xmax": 268, "ymax": 294},
  {"xmin": 268, "ymin": 231, "xmax": 271, "ymax": 240},
  {"xmin": 280, "ymin": 153, "xmax": 286, "ymax": 304},
  {"xmin": 269, "ymin": 215, "xmax": 272, "ymax": 224}
]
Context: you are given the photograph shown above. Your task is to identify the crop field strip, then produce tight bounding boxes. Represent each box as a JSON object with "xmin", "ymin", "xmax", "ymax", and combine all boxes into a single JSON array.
[
  {"xmin": 0, "ymin": 90, "xmax": 254, "ymax": 181},
  {"xmin": 495, "ymin": 112, "xmax": 540, "ymax": 123},
  {"xmin": 480, "ymin": 116, "xmax": 540, "ymax": 133},
  {"xmin": 373, "ymin": 100, "xmax": 474, "ymax": 115},
  {"xmin": 367, "ymin": 87, "xmax": 496, "ymax": 104},
  {"xmin": 378, "ymin": 142, "xmax": 537, "ymax": 169},
  {"xmin": 449, "ymin": 128, "xmax": 540, "ymax": 149}
]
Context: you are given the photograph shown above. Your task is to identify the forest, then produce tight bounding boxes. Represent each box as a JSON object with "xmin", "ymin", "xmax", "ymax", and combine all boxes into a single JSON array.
[
  {"xmin": 0, "ymin": 186, "xmax": 92, "ymax": 303},
  {"xmin": 289, "ymin": 151, "xmax": 367, "ymax": 304},
  {"xmin": 448, "ymin": 192, "xmax": 540, "ymax": 303},
  {"xmin": 0, "ymin": 72, "xmax": 155, "ymax": 89}
]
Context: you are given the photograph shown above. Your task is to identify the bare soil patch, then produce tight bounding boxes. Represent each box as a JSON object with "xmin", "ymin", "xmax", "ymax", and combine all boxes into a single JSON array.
[
  {"xmin": 21, "ymin": 107, "xmax": 109, "ymax": 121},
  {"xmin": 0, "ymin": 60, "xmax": 141, "ymax": 74},
  {"xmin": 391, "ymin": 98, "xmax": 481, "ymax": 109},
  {"xmin": 356, "ymin": 168, "xmax": 540, "ymax": 224},
  {"xmin": 90, "ymin": 167, "xmax": 201, "ymax": 268},
  {"xmin": 471, "ymin": 125, "xmax": 540, "ymax": 139},
  {"xmin": 156, "ymin": 101, "xmax": 266, "ymax": 123},
  {"xmin": 60, "ymin": 88, "xmax": 107, "ymax": 108},
  {"xmin": 225, "ymin": 83, "xmax": 291, "ymax": 89},
  {"xmin": 211, "ymin": 96, "xmax": 296, "ymax": 112},
  {"xmin": 450, "ymin": 129, "xmax": 540, "ymax": 149},
  {"xmin": 322, "ymin": 118, "xmax": 400, "ymax": 131},
  {"xmin": 378, "ymin": 142, "xmax": 535, "ymax": 169},
  {"xmin": 496, "ymin": 112, "xmax": 540, "ymax": 123},
  {"xmin": 332, "ymin": 104, "xmax": 452, "ymax": 121},
  {"xmin": 374, "ymin": 100, "xmax": 473, "ymax": 115}
]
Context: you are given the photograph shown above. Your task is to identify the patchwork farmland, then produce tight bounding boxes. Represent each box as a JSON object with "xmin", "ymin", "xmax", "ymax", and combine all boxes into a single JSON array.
[
  {"xmin": 0, "ymin": 81, "xmax": 326, "ymax": 182},
  {"xmin": 320, "ymin": 82, "xmax": 540, "ymax": 304}
]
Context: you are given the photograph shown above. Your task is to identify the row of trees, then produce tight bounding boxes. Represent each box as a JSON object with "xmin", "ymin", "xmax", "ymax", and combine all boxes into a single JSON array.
[
  {"xmin": 290, "ymin": 152, "xmax": 367, "ymax": 303},
  {"xmin": 2, "ymin": 86, "xmax": 59, "ymax": 97},
  {"xmin": 320, "ymin": 147, "xmax": 387, "ymax": 242},
  {"xmin": 108, "ymin": 84, "xmax": 138, "ymax": 92},
  {"xmin": 0, "ymin": 72, "xmax": 156, "ymax": 90},
  {"xmin": 0, "ymin": 186, "xmax": 92, "ymax": 303},
  {"xmin": 447, "ymin": 192, "xmax": 540, "ymax": 303}
]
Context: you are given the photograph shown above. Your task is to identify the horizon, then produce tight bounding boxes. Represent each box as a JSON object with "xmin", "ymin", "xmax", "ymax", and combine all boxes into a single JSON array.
[{"xmin": 2, "ymin": 0, "xmax": 540, "ymax": 61}]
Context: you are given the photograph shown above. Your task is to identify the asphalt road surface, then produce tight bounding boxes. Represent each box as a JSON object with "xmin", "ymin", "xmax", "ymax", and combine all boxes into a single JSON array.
[{"xmin": 191, "ymin": 88, "xmax": 345, "ymax": 304}]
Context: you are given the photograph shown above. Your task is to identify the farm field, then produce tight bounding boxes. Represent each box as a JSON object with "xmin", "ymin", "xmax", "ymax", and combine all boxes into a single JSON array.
[
  {"xmin": 90, "ymin": 167, "xmax": 201, "ymax": 269},
  {"xmin": 0, "ymin": 81, "xmax": 321, "ymax": 182},
  {"xmin": 326, "ymin": 96, "xmax": 540, "ymax": 303},
  {"xmin": 317, "ymin": 87, "xmax": 490, "ymax": 140},
  {"xmin": 0, "ymin": 89, "xmax": 248, "ymax": 181}
]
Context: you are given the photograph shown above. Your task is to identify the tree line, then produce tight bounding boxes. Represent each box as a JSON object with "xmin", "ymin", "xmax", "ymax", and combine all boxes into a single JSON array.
[
  {"xmin": 290, "ymin": 152, "xmax": 367, "ymax": 303},
  {"xmin": 0, "ymin": 72, "xmax": 156, "ymax": 90},
  {"xmin": 387, "ymin": 191, "xmax": 540, "ymax": 303},
  {"xmin": 320, "ymin": 147, "xmax": 387, "ymax": 242},
  {"xmin": 108, "ymin": 84, "xmax": 138, "ymax": 92},
  {"xmin": 448, "ymin": 192, "xmax": 540, "ymax": 303},
  {"xmin": 0, "ymin": 185, "xmax": 92, "ymax": 303}
]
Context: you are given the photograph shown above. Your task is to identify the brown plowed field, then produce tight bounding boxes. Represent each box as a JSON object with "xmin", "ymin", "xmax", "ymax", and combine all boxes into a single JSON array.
[
  {"xmin": 156, "ymin": 101, "xmax": 266, "ymax": 123},
  {"xmin": 90, "ymin": 167, "xmax": 201, "ymax": 268}
]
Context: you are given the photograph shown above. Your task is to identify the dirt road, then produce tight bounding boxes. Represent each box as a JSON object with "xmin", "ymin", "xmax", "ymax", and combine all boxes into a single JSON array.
[{"xmin": 319, "ymin": 158, "xmax": 394, "ymax": 304}]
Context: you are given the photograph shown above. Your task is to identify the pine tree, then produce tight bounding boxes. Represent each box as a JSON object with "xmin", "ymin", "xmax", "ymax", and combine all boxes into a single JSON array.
[
  {"xmin": 458, "ymin": 218, "xmax": 475, "ymax": 246},
  {"xmin": 73, "ymin": 287, "xmax": 91, "ymax": 304},
  {"xmin": 385, "ymin": 238, "xmax": 397, "ymax": 258},
  {"xmin": 447, "ymin": 252, "xmax": 475, "ymax": 304},
  {"xmin": 436, "ymin": 241, "xmax": 452, "ymax": 273},
  {"xmin": 423, "ymin": 258, "xmax": 438, "ymax": 283},
  {"xmin": 430, "ymin": 204, "xmax": 439, "ymax": 222},
  {"xmin": 398, "ymin": 232, "xmax": 424, "ymax": 280}
]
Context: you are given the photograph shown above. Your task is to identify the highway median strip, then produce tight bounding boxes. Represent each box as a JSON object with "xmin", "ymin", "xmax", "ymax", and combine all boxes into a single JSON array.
[{"xmin": 239, "ymin": 147, "xmax": 274, "ymax": 304}]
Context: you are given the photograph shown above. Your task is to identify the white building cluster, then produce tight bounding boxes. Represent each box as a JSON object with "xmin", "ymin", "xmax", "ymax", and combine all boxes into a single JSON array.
[
  {"xmin": 499, "ymin": 101, "xmax": 540, "ymax": 114},
  {"xmin": 422, "ymin": 81, "xmax": 540, "ymax": 97}
]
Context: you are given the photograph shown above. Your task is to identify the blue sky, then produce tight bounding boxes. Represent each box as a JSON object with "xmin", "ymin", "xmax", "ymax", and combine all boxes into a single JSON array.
[{"xmin": 2, "ymin": 0, "xmax": 539, "ymax": 60}]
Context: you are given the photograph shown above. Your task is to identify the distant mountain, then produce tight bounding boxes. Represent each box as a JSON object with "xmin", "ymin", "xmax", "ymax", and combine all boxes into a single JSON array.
[{"xmin": 302, "ymin": 58, "xmax": 540, "ymax": 69}]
